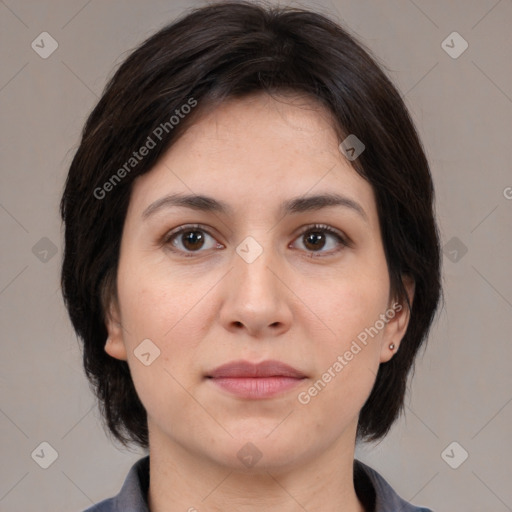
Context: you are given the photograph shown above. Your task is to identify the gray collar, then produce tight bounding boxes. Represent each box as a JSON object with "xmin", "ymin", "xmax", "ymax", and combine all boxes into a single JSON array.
[{"xmin": 85, "ymin": 456, "xmax": 433, "ymax": 512}]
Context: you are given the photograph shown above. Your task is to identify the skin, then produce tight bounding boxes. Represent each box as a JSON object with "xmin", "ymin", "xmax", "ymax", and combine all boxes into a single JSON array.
[{"xmin": 105, "ymin": 92, "xmax": 414, "ymax": 512}]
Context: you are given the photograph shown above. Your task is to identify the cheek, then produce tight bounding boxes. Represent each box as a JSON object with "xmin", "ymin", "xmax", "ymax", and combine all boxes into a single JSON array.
[
  {"xmin": 299, "ymin": 263, "xmax": 389, "ymax": 404},
  {"xmin": 116, "ymin": 264, "xmax": 217, "ymax": 390},
  {"xmin": 118, "ymin": 257, "xmax": 209, "ymax": 340},
  {"xmin": 116, "ymin": 273, "xmax": 208, "ymax": 421},
  {"xmin": 311, "ymin": 271, "xmax": 389, "ymax": 346},
  {"xmin": 298, "ymin": 284, "xmax": 386, "ymax": 424}
]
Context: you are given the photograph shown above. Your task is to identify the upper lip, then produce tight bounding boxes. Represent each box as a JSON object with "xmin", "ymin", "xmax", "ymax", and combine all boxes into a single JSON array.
[{"xmin": 207, "ymin": 360, "xmax": 307, "ymax": 379}]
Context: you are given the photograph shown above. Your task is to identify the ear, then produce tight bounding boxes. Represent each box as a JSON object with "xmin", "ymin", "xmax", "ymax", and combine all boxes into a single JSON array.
[
  {"xmin": 379, "ymin": 275, "xmax": 415, "ymax": 363},
  {"xmin": 104, "ymin": 298, "xmax": 128, "ymax": 361}
]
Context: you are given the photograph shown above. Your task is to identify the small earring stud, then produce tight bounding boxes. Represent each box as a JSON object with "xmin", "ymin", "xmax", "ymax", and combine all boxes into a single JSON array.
[{"xmin": 389, "ymin": 343, "xmax": 395, "ymax": 350}]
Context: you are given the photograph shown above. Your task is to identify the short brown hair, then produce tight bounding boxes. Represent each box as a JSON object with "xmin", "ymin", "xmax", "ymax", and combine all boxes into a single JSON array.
[{"xmin": 60, "ymin": 1, "xmax": 442, "ymax": 449}]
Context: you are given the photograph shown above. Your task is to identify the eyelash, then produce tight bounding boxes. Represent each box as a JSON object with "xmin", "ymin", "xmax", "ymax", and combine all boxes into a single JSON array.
[{"xmin": 162, "ymin": 223, "xmax": 350, "ymax": 258}]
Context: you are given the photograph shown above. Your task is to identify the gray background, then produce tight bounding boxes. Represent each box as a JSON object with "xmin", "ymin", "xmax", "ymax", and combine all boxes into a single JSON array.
[{"xmin": 1, "ymin": 0, "xmax": 511, "ymax": 511}]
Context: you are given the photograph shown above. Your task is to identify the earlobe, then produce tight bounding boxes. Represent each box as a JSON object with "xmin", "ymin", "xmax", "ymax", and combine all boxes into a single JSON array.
[
  {"xmin": 104, "ymin": 335, "xmax": 128, "ymax": 360},
  {"xmin": 104, "ymin": 301, "xmax": 128, "ymax": 361},
  {"xmin": 380, "ymin": 276, "xmax": 415, "ymax": 363}
]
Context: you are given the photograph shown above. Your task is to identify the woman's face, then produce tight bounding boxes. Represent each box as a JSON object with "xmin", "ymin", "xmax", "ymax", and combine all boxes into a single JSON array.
[{"xmin": 105, "ymin": 92, "xmax": 411, "ymax": 471}]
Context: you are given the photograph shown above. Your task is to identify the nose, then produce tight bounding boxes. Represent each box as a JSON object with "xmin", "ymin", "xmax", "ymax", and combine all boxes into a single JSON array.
[{"xmin": 218, "ymin": 238, "xmax": 293, "ymax": 338}]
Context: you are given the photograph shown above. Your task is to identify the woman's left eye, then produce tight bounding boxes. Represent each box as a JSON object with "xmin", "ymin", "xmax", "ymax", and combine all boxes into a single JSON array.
[
  {"xmin": 163, "ymin": 223, "xmax": 348, "ymax": 257},
  {"xmin": 291, "ymin": 224, "xmax": 348, "ymax": 256}
]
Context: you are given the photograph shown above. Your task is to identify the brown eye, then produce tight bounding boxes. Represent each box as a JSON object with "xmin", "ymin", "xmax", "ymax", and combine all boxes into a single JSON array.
[
  {"xmin": 292, "ymin": 224, "xmax": 348, "ymax": 256},
  {"xmin": 181, "ymin": 230, "xmax": 205, "ymax": 251},
  {"xmin": 303, "ymin": 230, "xmax": 327, "ymax": 251},
  {"xmin": 164, "ymin": 225, "xmax": 221, "ymax": 255}
]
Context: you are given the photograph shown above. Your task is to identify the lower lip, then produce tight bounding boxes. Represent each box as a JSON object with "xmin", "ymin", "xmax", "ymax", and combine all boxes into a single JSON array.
[{"xmin": 209, "ymin": 376, "xmax": 305, "ymax": 399}]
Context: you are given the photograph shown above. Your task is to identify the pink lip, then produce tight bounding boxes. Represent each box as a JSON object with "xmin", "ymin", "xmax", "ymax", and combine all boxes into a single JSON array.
[
  {"xmin": 207, "ymin": 359, "xmax": 306, "ymax": 379},
  {"xmin": 207, "ymin": 360, "xmax": 307, "ymax": 399}
]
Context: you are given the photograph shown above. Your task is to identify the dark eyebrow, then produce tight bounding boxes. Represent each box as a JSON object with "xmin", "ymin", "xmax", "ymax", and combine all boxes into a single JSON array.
[
  {"xmin": 280, "ymin": 193, "xmax": 368, "ymax": 222},
  {"xmin": 142, "ymin": 192, "xmax": 368, "ymax": 222},
  {"xmin": 142, "ymin": 193, "xmax": 234, "ymax": 219}
]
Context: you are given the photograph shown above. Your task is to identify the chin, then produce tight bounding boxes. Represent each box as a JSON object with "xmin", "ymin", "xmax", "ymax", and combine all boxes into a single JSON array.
[{"xmin": 206, "ymin": 427, "xmax": 310, "ymax": 473}]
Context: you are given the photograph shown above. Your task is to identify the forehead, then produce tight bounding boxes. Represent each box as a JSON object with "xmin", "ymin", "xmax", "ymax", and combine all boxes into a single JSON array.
[
  {"xmin": 183, "ymin": 91, "xmax": 342, "ymax": 159},
  {"xmin": 127, "ymin": 92, "xmax": 376, "ymax": 221}
]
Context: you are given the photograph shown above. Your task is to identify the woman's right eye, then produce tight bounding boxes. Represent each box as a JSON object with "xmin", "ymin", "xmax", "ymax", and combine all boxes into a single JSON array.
[{"xmin": 164, "ymin": 225, "xmax": 223, "ymax": 256}]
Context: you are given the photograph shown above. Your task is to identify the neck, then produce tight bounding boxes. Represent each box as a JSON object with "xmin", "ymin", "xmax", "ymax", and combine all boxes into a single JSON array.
[{"xmin": 147, "ymin": 425, "xmax": 366, "ymax": 512}]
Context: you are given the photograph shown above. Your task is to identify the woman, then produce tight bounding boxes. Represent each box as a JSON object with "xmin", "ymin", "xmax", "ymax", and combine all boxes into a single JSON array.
[{"xmin": 60, "ymin": 2, "xmax": 441, "ymax": 511}]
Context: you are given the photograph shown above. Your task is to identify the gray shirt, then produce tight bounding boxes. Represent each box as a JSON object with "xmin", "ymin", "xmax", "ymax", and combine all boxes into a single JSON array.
[{"xmin": 83, "ymin": 456, "xmax": 433, "ymax": 512}]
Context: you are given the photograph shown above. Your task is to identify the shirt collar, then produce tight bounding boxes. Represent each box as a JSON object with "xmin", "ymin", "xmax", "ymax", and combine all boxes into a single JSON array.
[{"xmin": 107, "ymin": 456, "xmax": 430, "ymax": 512}]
